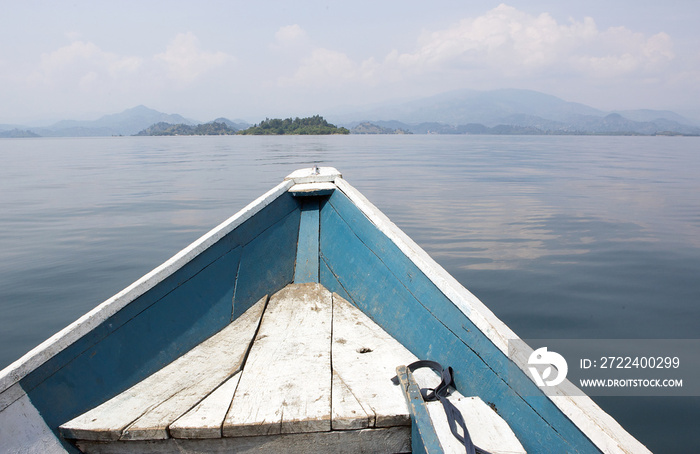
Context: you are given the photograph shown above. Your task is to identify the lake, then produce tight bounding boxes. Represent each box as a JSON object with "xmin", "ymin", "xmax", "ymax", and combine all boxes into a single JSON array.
[{"xmin": 1, "ymin": 135, "xmax": 698, "ymax": 452}]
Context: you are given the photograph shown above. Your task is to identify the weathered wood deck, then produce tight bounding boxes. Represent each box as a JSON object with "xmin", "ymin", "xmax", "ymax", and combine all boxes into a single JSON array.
[
  {"xmin": 60, "ymin": 283, "xmax": 524, "ymax": 453},
  {"xmin": 60, "ymin": 283, "xmax": 416, "ymax": 453}
]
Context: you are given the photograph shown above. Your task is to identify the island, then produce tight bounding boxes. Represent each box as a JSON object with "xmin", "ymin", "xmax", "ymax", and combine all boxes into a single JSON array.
[
  {"xmin": 135, "ymin": 122, "xmax": 237, "ymax": 136},
  {"xmin": 238, "ymin": 116, "xmax": 349, "ymax": 135},
  {"xmin": 133, "ymin": 116, "xmax": 349, "ymax": 136},
  {"xmin": 0, "ymin": 128, "xmax": 40, "ymax": 138}
]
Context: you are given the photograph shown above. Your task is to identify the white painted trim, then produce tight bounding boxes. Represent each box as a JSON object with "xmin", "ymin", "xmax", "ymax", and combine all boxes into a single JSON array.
[
  {"xmin": 289, "ymin": 182, "xmax": 336, "ymax": 195},
  {"xmin": 333, "ymin": 176, "xmax": 651, "ymax": 454},
  {"xmin": 0, "ymin": 180, "xmax": 294, "ymax": 394}
]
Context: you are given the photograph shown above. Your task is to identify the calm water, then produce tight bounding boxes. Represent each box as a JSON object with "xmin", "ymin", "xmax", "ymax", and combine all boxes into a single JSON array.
[{"xmin": 1, "ymin": 135, "xmax": 699, "ymax": 451}]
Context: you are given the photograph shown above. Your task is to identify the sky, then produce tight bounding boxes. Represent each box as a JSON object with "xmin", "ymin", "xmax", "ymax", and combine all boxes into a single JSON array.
[{"xmin": 1, "ymin": 0, "xmax": 699, "ymax": 124}]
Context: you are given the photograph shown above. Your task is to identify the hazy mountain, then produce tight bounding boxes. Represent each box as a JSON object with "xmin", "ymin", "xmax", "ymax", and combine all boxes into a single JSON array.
[
  {"xmin": 0, "ymin": 123, "xmax": 27, "ymax": 132},
  {"xmin": 334, "ymin": 89, "xmax": 700, "ymax": 135},
  {"xmin": 211, "ymin": 118, "xmax": 251, "ymax": 131},
  {"xmin": 30, "ymin": 106, "xmax": 198, "ymax": 137},
  {"xmin": 336, "ymin": 89, "xmax": 604, "ymax": 125},
  {"xmin": 613, "ymin": 109, "xmax": 690, "ymax": 124},
  {"xmin": 346, "ymin": 115, "xmax": 699, "ymax": 136},
  {"xmin": 350, "ymin": 122, "xmax": 411, "ymax": 134}
]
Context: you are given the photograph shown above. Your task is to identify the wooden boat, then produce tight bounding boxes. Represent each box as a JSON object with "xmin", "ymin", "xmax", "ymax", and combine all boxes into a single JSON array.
[{"xmin": 0, "ymin": 167, "xmax": 649, "ymax": 453}]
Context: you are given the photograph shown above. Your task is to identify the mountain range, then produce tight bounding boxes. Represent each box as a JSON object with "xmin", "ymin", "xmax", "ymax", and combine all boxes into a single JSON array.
[
  {"xmin": 1, "ymin": 89, "xmax": 699, "ymax": 137},
  {"xmin": 333, "ymin": 89, "xmax": 700, "ymax": 135},
  {"xmin": 28, "ymin": 105, "xmax": 198, "ymax": 137}
]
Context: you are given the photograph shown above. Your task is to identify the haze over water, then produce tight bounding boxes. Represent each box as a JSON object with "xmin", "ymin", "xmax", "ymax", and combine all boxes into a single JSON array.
[{"xmin": 1, "ymin": 135, "xmax": 698, "ymax": 452}]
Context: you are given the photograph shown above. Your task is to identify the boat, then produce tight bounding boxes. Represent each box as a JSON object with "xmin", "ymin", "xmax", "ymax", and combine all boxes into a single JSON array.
[{"xmin": 0, "ymin": 167, "xmax": 649, "ymax": 453}]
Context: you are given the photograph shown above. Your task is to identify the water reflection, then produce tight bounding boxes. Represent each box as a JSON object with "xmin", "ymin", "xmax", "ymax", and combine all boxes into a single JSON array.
[{"xmin": 2, "ymin": 136, "xmax": 699, "ymax": 344}]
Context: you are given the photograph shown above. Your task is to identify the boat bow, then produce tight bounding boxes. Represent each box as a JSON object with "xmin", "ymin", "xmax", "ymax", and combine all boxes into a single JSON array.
[{"xmin": 0, "ymin": 167, "xmax": 650, "ymax": 453}]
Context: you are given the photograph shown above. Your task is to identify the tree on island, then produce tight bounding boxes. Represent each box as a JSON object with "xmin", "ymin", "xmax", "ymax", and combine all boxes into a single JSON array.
[
  {"xmin": 134, "ymin": 116, "xmax": 349, "ymax": 136},
  {"xmin": 135, "ymin": 122, "xmax": 238, "ymax": 136},
  {"xmin": 238, "ymin": 115, "xmax": 349, "ymax": 135}
]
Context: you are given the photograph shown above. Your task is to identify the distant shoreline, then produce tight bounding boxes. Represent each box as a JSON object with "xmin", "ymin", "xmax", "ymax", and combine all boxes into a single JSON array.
[
  {"xmin": 3, "ymin": 130, "xmax": 698, "ymax": 138},
  {"xmin": 4, "ymin": 124, "xmax": 698, "ymax": 138},
  {"xmin": 4, "ymin": 89, "xmax": 699, "ymax": 137}
]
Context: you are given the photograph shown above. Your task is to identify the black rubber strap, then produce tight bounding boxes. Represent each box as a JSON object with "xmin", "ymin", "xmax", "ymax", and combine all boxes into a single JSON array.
[{"xmin": 407, "ymin": 361, "xmax": 492, "ymax": 454}]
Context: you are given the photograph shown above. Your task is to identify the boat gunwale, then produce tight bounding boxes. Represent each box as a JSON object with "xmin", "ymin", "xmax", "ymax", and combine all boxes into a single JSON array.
[{"xmin": 0, "ymin": 179, "xmax": 294, "ymax": 395}]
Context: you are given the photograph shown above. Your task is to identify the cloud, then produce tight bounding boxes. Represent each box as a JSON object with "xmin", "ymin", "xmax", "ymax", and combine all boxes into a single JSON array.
[
  {"xmin": 386, "ymin": 4, "xmax": 674, "ymax": 79},
  {"xmin": 274, "ymin": 24, "xmax": 308, "ymax": 47},
  {"xmin": 19, "ymin": 33, "xmax": 237, "ymax": 119},
  {"xmin": 282, "ymin": 4, "xmax": 675, "ymax": 92},
  {"xmin": 155, "ymin": 32, "xmax": 233, "ymax": 84},
  {"xmin": 279, "ymin": 47, "xmax": 386, "ymax": 90},
  {"xmin": 283, "ymin": 48, "xmax": 355, "ymax": 83},
  {"xmin": 35, "ymin": 33, "xmax": 233, "ymax": 90},
  {"xmin": 35, "ymin": 40, "xmax": 142, "ymax": 87}
]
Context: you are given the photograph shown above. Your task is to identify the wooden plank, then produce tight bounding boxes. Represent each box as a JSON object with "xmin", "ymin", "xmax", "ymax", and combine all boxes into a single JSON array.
[
  {"xmin": 169, "ymin": 372, "xmax": 242, "ymax": 439},
  {"xmin": 59, "ymin": 295, "xmax": 268, "ymax": 441},
  {"xmin": 223, "ymin": 283, "xmax": 332, "ymax": 437},
  {"xmin": 293, "ymin": 198, "xmax": 320, "ymax": 284},
  {"xmin": 331, "ymin": 371, "xmax": 371, "ymax": 430},
  {"xmin": 76, "ymin": 426, "xmax": 410, "ymax": 454},
  {"xmin": 396, "ymin": 365, "xmax": 443, "ymax": 454},
  {"xmin": 121, "ymin": 371, "xmax": 242, "ymax": 441},
  {"xmin": 331, "ymin": 293, "xmax": 416, "ymax": 428},
  {"xmin": 426, "ymin": 396, "xmax": 527, "ymax": 454}
]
